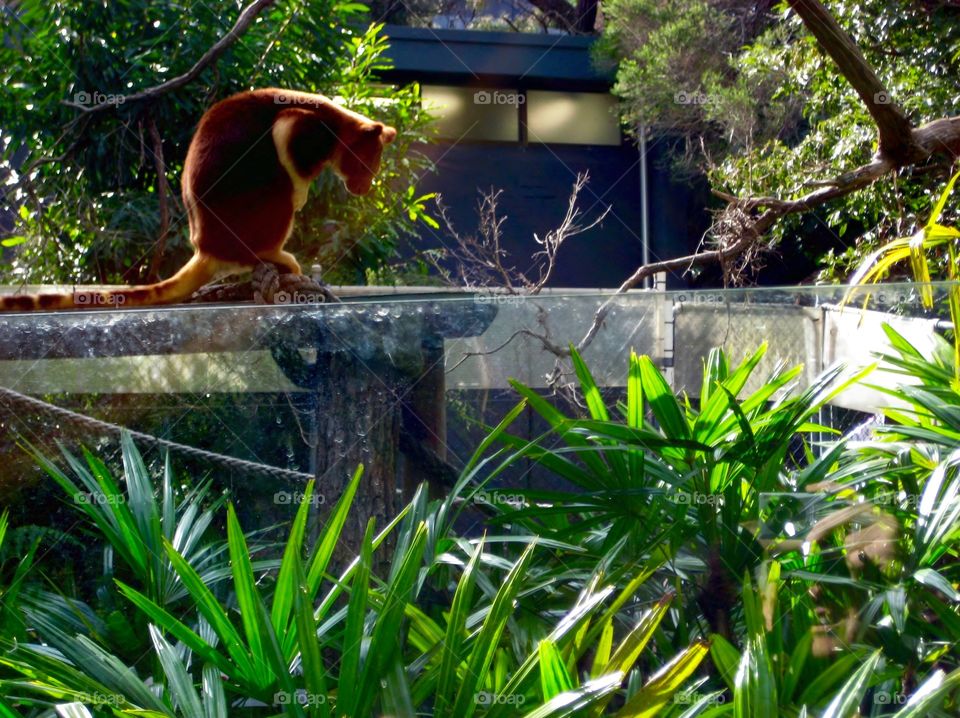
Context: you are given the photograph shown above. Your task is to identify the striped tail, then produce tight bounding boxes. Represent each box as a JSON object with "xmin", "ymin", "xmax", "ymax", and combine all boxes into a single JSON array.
[{"xmin": 0, "ymin": 254, "xmax": 218, "ymax": 312}]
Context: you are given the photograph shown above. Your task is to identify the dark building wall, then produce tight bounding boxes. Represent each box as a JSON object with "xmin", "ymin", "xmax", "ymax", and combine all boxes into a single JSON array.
[
  {"xmin": 381, "ymin": 25, "xmax": 606, "ymax": 90},
  {"xmin": 645, "ymin": 144, "xmax": 716, "ymax": 286},
  {"xmin": 415, "ymin": 142, "xmax": 648, "ymax": 287},
  {"xmin": 413, "ymin": 139, "xmax": 712, "ymax": 289},
  {"xmin": 380, "ymin": 25, "xmax": 713, "ymax": 288}
]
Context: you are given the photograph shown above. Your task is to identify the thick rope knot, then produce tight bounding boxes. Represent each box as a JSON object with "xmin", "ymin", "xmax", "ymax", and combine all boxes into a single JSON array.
[
  {"xmin": 189, "ymin": 264, "xmax": 340, "ymax": 305},
  {"xmin": 253, "ymin": 263, "xmax": 339, "ymax": 305},
  {"xmin": 251, "ymin": 262, "xmax": 283, "ymax": 304}
]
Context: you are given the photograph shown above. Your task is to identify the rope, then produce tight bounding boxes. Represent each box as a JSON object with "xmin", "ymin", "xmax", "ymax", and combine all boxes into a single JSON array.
[
  {"xmin": 0, "ymin": 385, "xmax": 315, "ymax": 484},
  {"xmin": 0, "ymin": 263, "xmax": 341, "ymax": 485}
]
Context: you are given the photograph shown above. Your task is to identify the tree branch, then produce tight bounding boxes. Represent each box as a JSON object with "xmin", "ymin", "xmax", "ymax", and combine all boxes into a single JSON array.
[
  {"xmin": 568, "ymin": 118, "xmax": 959, "ymax": 358},
  {"xmin": 63, "ymin": 0, "xmax": 278, "ymax": 114},
  {"xmin": 786, "ymin": 0, "xmax": 916, "ymax": 162},
  {"xmin": 573, "ymin": 226, "xmax": 761, "ymax": 353},
  {"xmin": 524, "ymin": 0, "xmax": 577, "ymax": 27},
  {"xmin": 714, "ymin": 114, "xmax": 960, "ymax": 236}
]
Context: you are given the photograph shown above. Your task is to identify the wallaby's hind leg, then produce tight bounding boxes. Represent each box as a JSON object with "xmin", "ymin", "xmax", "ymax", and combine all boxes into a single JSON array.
[{"xmin": 257, "ymin": 249, "xmax": 302, "ymax": 275}]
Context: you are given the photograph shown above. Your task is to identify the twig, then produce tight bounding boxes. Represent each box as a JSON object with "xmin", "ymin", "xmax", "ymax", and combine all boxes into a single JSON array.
[
  {"xmin": 432, "ymin": 171, "xmax": 609, "ymax": 294},
  {"xmin": 572, "ymin": 222, "xmax": 761, "ymax": 355},
  {"xmin": 146, "ymin": 117, "xmax": 172, "ymax": 282},
  {"xmin": 531, "ymin": 172, "xmax": 611, "ymax": 291},
  {"xmin": 446, "ymin": 329, "xmax": 529, "ymax": 374}
]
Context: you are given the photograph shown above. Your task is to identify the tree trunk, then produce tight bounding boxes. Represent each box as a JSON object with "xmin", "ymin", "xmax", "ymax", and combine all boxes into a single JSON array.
[{"xmin": 310, "ymin": 351, "xmax": 407, "ymax": 567}]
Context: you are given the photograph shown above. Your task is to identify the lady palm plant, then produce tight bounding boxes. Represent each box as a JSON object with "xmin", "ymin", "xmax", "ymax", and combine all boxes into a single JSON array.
[
  {"xmin": 709, "ymin": 325, "xmax": 960, "ymax": 716},
  {"xmin": 0, "ymin": 435, "xmax": 708, "ymax": 716},
  {"xmin": 707, "ymin": 566, "xmax": 960, "ymax": 718},
  {"xmin": 467, "ymin": 341, "xmax": 958, "ymax": 714},
  {"xmin": 16, "ymin": 433, "xmax": 257, "ymax": 669},
  {"xmin": 848, "ymin": 170, "xmax": 960, "ymax": 381},
  {"xmin": 790, "ymin": 327, "xmax": 960, "ymax": 668},
  {"xmin": 477, "ymin": 344, "xmax": 865, "ymax": 641},
  {"xmin": 28, "ymin": 432, "xmax": 237, "ymax": 609},
  {"xmin": 0, "ymin": 511, "xmax": 31, "ymax": 643}
]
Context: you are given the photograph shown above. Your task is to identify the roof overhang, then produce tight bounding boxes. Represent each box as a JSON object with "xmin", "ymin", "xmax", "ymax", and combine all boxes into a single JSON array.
[{"xmin": 379, "ymin": 24, "xmax": 614, "ymax": 91}]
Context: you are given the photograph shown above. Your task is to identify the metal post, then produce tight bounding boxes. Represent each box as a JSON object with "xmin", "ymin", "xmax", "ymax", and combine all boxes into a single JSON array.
[{"xmin": 639, "ymin": 124, "xmax": 651, "ymax": 289}]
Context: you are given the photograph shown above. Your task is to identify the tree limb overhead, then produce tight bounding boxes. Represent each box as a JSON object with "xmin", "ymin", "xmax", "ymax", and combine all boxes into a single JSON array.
[
  {"xmin": 563, "ymin": 0, "xmax": 960, "ymax": 363},
  {"xmin": 785, "ymin": 0, "xmax": 916, "ymax": 162}
]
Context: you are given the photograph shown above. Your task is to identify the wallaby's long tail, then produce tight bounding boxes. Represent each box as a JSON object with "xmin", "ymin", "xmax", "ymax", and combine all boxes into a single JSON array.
[{"xmin": 0, "ymin": 253, "xmax": 219, "ymax": 312}]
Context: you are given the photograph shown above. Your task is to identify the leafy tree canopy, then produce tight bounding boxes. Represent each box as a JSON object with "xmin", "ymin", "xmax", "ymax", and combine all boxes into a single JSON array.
[{"xmin": 599, "ymin": 0, "xmax": 960, "ymax": 282}]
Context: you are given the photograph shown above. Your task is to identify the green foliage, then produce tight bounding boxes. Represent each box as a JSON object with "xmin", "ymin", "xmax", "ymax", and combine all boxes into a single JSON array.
[
  {"xmin": 0, "ymin": 511, "xmax": 34, "ymax": 643},
  {"xmin": 598, "ymin": 0, "xmax": 801, "ymax": 170},
  {"xmin": 599, "ymin": 0, "xmax": 960, "ymax": 280},
  {"xmin": 479, "ymin": 344, "xmax": 864, "ymax": 627},
  {"xmin": 733, "ymin": 327, "xmax": 960, "ymax": 714},
  {"xmin": 0, "ymin": 436, "xmax": 705, "ymax": 715},
  {"xmin": 2, "ymin": 335, "xmax": 960, "ymax": 714},
  {"xmin": 28, "ymin": 433, "xmax": 234, "ymax": 608},
  {"xmin": 718, "ymin": 1, "xmax": 960, "ymax": 281},
  {"xmin": 847, "ymin": 172, "xmax": 960, "ymax": 379},
  {"xmin": 471, "ymin": 340, "xmax": 959, "ymax": 714},
  {"xmin": 0, "ymin": 2, "xmax": 434, "ymax": 286}
]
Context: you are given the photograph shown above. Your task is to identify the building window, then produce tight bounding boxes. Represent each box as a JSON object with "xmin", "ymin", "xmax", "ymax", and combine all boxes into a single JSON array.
[
  {"xmin": 525, "ymin": 91, "xmax": 622, "ymax": 146},
  {"xmin": 420, "ymin": 85, "xmax": 520, "ymax": 142},
  {"xmin": 420, "ymin": 86, "xmax": 622, "ymax": 146}
]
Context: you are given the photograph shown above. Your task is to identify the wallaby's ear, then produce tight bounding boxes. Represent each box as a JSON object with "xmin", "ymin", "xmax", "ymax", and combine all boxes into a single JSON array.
[{"xmin": 360, "ymin": 122, "xmax": 396, "ymax": 144}]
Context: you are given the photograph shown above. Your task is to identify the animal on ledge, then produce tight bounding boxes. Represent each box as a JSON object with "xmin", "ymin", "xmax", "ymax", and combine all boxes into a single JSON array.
[{"xmin": 0, "ymin": 89, "xmax": 396, "ymax": 312}]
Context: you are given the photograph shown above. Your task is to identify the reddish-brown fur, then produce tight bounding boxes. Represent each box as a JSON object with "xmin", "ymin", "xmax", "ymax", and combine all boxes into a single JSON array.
[{"xmin": 0, "ymin": 89, "xmax": 396, "ymax": 311}]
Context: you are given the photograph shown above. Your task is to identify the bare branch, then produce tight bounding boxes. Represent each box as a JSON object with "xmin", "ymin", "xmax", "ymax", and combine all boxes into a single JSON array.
[
  {"xmin": 432, "ymin": 191, "xmax": 518, "ymax": 289},
  {"xmin": 531, "ymin": 172, "xmax": 611, "ymax": 291},
  {"xmin": 699, "ymin": 5, "xmax": 960, "ymax": 263},
  {"xmin": 146, "ymin": 118, "xmax": 172, "ymax": 282},
  {"xmin": 63, "ymin": 0, "xmax": 278, "ymax": 114},
  {"xmin": 571, "ymin": 218, "xmax": 761, "ymax": 354},
  {"xmin": 478, "ymin": 190, "xmax": 516, "ymax": 288},
  {"xmin": 572, "ymin": 116, "xmax": 958, "ymax": 356},
  {"xmin": 431, "ymin": 172, "xmax": 609, "ymax": 295},
  {"xmin": 446, "ymin": 329, "xmax": 532, "ymax": 373}
]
